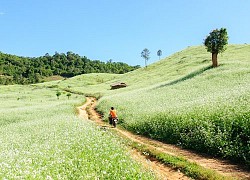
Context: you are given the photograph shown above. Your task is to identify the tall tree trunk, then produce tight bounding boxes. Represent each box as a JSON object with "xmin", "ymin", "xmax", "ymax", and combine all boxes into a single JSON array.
[{"xmin": 212, "ymin": 53, "xmax": 218, "ymax": 67}]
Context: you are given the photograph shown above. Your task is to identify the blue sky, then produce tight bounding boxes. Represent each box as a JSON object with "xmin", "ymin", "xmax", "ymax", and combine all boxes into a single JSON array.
[{"xmin": 0, "ymin": 0, "xmax": 249, "ymax": 66}]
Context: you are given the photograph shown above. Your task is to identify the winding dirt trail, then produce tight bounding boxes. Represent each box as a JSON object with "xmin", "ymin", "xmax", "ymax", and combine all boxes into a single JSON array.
[{"xmin": 78, "ymin": 97, "xmax": 250, "ymax": 180}]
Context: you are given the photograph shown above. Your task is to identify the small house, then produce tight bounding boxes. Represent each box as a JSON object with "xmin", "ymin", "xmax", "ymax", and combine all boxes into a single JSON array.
[{"xmin": 110, "ymin": 82, "xmax": 127, "ymax": 90}]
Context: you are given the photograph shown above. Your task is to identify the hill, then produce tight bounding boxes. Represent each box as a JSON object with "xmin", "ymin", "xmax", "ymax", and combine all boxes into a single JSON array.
[
  {"xmin": 43, "ymin": 44, "xmax": 250, "ymax": 166},
  {"xmin": 0, "ymin": 51, "xmax": 139, "ymax": 85}
]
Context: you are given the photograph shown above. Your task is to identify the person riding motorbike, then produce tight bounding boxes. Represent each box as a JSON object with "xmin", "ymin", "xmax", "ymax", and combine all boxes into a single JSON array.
[{"xmin": 109, "ymin": 107, "xmax": 118, "ymax": 127}]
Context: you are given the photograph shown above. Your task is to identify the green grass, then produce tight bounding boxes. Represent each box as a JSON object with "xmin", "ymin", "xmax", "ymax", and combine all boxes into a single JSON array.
[
  {"xmin": 39, "ymin": 73, "xmax": 121, "ymax": 96},
  {"xmin": 4, "ymin": 44, "xmax": 249, "ymax": 179},
  {"xmin": 0, "ymin": 85, "xmax": 156, "ymax": 179},
  {"xmin": 96, "ymin": 45, "xmax": 250, "ymax": 166},
  {"xmin": 129, "ymin": 142, "xmax": 231, "ymax": 180},
  {"xmin": 48, "ymin": 44, "xmax": 250, "ymax": 166}
]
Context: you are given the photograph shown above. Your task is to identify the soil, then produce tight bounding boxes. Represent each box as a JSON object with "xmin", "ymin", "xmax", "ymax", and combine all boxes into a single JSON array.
[{"xmin": 78, "ymin": 97, "xmax": 250, "ymax": 180}]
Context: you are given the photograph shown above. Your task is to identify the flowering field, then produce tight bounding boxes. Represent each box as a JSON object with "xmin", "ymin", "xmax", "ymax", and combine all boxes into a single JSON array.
[
  {"xmin": 0, "ymin": 85, "xmax": 155, "ymax": 179},
  {"xmin": 34, "ymin": 44, "xmax": 250, "ymax": 166},
  {"xmin": 96, "ymin": 45, "xmax": 250, "ymax": 166}
]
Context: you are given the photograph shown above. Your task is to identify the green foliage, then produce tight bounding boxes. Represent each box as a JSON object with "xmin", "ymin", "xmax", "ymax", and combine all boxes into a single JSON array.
[
  {"xmin": 56, "ymin": 91, "xmax": 61, "ymax": 99},
  {"xmin": 0, "ymin": 51, "xmax": 140, "ymax": 85},
  {"xmin": 204, "ymin": 28, "xmax": 229, "ymax": 54},
  {"xmin": 66, "ymin": 93, "xmax": 71, "ymax": 99},
  {"xmin": 157, "ymin": 49, "xmax": 162, "ymax": 60},
  {"xmin": 124, "ymin": 100, "xmax": 250, "ymax": 164}
]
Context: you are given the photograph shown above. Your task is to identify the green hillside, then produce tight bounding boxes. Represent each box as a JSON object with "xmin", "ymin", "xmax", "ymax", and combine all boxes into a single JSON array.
[
  {"xmin": 1, "ymin": 44, "xmax": 249, "ymax": 178},
  {"xmin": 44, "ymin": 44, "xmax": 250, "ymax": 166},
  {"xmin": 0, "ymin": 51, "xmax": 139, "ymax": 85}
]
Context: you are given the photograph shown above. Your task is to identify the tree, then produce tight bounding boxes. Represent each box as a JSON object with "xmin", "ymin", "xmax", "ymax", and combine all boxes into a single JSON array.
[
  {"xmin": 157, "ymin": 50, "xmax": 162, "ymax": 60},
  {"xmin": 66, "ymin": 93, "xmax": 71, "ymax": 99},
  {"xmin": 56, "ymin": 91, "xmax": 61, "ymax": 99},
  {"xmin": 204, "ymin": 28, "xmax": 228, "ymax": 67},
  {"xmin": 0, "ymin": 50, "xmax": 140, "ymax": 85},
  {"xmin": 141, "ymin": 48, "xmax": 150, "ymax": 68}
]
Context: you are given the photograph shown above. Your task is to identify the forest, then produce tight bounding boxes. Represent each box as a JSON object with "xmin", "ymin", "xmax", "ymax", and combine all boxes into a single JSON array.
[{"xmin": 0, "ymin": 51, "xmax": 140, "ymax": 85}]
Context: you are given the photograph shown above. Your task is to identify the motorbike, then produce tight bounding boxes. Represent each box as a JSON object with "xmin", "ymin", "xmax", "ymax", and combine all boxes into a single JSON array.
[
  {"xmin": 112, "ymin": 118, "xmax": 118, "ymax": 128},
  {"xmin": 109, "ymin": 116, "xmax": 118, "ymax": 128}
]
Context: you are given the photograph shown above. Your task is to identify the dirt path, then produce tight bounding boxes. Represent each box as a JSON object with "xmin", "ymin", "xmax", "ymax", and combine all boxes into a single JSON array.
[{"xmin": 78, "ymin": 97, "xmax": 250, "ymax": 180}]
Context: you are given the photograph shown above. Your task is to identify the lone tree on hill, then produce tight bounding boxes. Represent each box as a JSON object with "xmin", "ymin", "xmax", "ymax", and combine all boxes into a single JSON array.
[
  {"xmin": 66, "ymin": 93, "xmax": 71, "ymax": 99},
  {"xmin": 141, "ymin": 48, "xmax": 150, "ymax": 68},
  {"xmin": 157, "ymin": 50, "xmax": 162, "ymax": 60},
  {"xmin": 56, "ymin": 91, "xmax": 61, "ymax": 99},
  {"xmin": 204, "ymin": 28, "xmax": 229, "ymax": 67}
]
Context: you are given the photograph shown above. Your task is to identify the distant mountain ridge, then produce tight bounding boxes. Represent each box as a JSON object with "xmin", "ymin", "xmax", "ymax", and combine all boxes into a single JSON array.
[{"xmin": 0, "ymin": 51, "xmax": 140, "ymax": 85}]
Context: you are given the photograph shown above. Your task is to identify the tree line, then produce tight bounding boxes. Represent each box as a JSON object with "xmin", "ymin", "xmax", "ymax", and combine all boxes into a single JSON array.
[{"xmin": 0, "ymin": 51, "xmax": 140, "ymax": 85}]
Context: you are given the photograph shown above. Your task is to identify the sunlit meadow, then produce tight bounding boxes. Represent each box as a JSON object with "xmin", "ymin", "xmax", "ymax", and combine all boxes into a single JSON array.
[
  {"xmin": 0, "ymin": 85, "xmax": 156, "ymax": 179},
  {"xmin": 34, "ymin": 44, "xmax": 250, "ymax": 166},
  {"xmin": 96, "ymin": 45, "xmax": 250, "ymax": 165}
]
